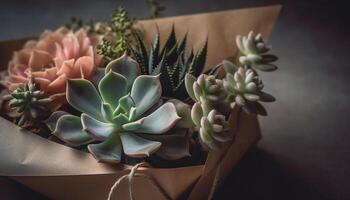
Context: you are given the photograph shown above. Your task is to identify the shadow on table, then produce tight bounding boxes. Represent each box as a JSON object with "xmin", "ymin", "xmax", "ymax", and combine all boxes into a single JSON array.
[{"xmin": 213, "ymin": 147, "xmax": 330, "ymax": 200}]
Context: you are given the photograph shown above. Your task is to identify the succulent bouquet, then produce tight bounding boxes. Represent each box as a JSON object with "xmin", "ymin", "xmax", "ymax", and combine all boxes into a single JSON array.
[
  {"xmin": 0, "ymin": 7, "xmax": 278, "ymax": 165},
  {"xmin": 0, "ymin": 4, "xmax": 281, "ymax": 200}
]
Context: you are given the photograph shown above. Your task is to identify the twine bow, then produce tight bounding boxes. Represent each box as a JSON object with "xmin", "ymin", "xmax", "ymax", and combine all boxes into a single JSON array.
[{"xmin": 107, "ymin": 162, "xmax": 171, "ymax": 200}]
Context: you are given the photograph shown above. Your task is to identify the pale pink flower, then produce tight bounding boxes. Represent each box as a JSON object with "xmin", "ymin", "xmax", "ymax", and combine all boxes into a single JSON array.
[{"xmin": 1, "ymin": 27, "xmax": 102, "ymax": 110}]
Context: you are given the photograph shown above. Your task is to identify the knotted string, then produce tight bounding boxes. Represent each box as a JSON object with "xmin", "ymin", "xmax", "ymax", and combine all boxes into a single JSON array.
[{"xmin": 107, "ymin": 162, "xmax": 171, "ymax": 200}]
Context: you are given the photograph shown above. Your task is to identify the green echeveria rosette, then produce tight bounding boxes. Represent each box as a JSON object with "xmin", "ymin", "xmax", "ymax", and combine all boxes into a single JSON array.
[
  {"xmin": 46, "ymin": 54, "xmax": 189, "ymax": 163},
  {"xmin": 223, "ymin": 64, "xmax": 275, "ymax": 116},
  {"xmin": 8, "ymin": 79, "xmax": 51, "ymax": 127},
  {"xmin": 236, "ymin": 31, "xmax": 278, "ymax": 72},
  {"xmin": 191, "ymin": 100, "xmax": 232, "ymax": 149}
]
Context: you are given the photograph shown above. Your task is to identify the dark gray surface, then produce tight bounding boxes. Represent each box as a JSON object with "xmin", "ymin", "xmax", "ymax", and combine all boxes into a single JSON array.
[{"xmin": 1, "ymin": 0, "xmax": 349, "ymax": 199}]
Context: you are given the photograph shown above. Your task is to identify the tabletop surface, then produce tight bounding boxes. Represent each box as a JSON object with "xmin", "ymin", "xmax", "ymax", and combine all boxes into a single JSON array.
[{"xmin": 0, "ymin": 0, "xmax": 349, "ymax": 199}]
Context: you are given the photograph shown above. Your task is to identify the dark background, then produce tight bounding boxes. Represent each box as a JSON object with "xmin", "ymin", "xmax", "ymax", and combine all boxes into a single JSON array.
[{"xmin": 0, "ymin": 0, "xmax": 349, "ymax": 199}]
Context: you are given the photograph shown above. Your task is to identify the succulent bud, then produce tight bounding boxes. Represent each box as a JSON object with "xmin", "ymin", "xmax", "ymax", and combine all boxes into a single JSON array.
[
  {"xmin": 8, "ymin": 79, "xmax": 51, "ymax": 126},
  {"xmin": 236, "ymin": 31, "xmax": 278, "ymax": 72},
  {"xmin": 223, "ymin": 67, "xmax": 275, "ymax": 115}
]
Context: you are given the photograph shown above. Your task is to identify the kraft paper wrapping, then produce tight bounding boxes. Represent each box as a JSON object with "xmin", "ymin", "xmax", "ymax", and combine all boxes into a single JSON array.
[{"xmin": 0, "ymin": 5, "xmax": 281, "ymax": 200}]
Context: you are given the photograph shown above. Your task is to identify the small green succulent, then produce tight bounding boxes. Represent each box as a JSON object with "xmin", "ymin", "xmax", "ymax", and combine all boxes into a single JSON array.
[
  {"xmin": 47, "ymin": 54, "xmax": 190, "ymax": 163},
  {"xmin": 129, "ymin": 26, "xmax": 208, "ymax": 100},
  {"xmin": 222, "ymin": 60, "xmax": 275, "ymax": 115},
  {"xmin": 8, "ymin": 79, "xmax": 51, "ymax": 127},
  {"xmin": 97, "ymin": 7, "xmax": 135, "ymax": 61},
  {"xmin": 185, "ymin": 74, "xmax": 227, "ymax": 103},
  {"xmin": 190, "ymin": 100, "xmax": 232, "ymax": 149},
  {"xmin": 236, "ymin": 31, "xmax": 278, "ymax": 72}
]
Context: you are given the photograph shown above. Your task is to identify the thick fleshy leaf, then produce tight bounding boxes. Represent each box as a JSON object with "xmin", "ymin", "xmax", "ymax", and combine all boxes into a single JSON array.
[
  {"xmin": 101, "ymin": 103, "xmax": 114, "ymax": 121},
  {"xmin": 113, "ymin": 95, "xmax": 135, "ymax": 116},
  {"xmin": 53, "ymin": 115, "xmax": 94, "ymax": 146},
  {"xmin": 98, "ymin": 71, "xmax": 127, "ymax": 109},
  {"xmin": 67, "ymin": 79, "xmax": 104, "ymax": 121},
  {"xmin": 199, "ymin": 127, "xmax": 220, "ymax": 149},
  {"xmin": 167, "ymin": 99, "xmax": 194, "ymax": 128},
  {"xmin": 191, "ymin": 102, "xmax": 203, "ymax": 127},
  {"xmin": 81, "ymin": 113, "xmax": 117, "ymax": 141},
  {"xmin": 123, "ymin": 103, "xmax": 180, "ymax": 134},
  {"xmin": 140, "ymin": 128, "xmax": 190, "ymax": 160},
  {"xmin": 105, "ymin": 53, "xmax": 140, "ymax": 89},
  {"xmin": 184, "ymin": 74, "xmax": 197, "ymax": 101},
  {"xmin": 253, "ymin": 63, "xmax": 278, "ymax": 72},
  {"xmin": 91, "ymin": 68, "xmax": 106, "ymax": 87},
  {"xmin": 45, "ymin": 111, "xmax": 69, "ymax": 132},
  {"xmin": 222, "ymin": 60, "xmax": 237, "ymax": 75},
  {"xmin": 119, "ymin": 132, "xmax": 161, "ymax": 158},
  {"xmin": 130, "ymin": 75, "xmax": 162, "ymax": 118},
  {"xmin": 259, "ymin": 91, "xmax": 276, "ymax": 102},
  {"xmin": 87, "ymin": 133, "xmax": 122, "ymax": 163}
]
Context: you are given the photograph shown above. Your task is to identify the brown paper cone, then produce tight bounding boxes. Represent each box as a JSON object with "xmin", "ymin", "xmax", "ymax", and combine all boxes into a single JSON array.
[{"xmin": 0, "ymin": 5, "xmax": 281, "ymax": 200}]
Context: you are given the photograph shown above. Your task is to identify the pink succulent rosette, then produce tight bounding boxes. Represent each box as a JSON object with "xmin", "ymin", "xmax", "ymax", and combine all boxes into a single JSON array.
[{"xmin": 1, "ymin": 27, "xmax": 102, "ymax": 110}]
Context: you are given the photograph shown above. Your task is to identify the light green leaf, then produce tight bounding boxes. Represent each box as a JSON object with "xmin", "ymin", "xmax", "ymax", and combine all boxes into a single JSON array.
[
  {"xmin": 98, "ymin": 71, "xmax": 128, "ymax": 109},
  {"xmin": 184, "ymin": 74, "xmax": 197, "ymax": 101}
]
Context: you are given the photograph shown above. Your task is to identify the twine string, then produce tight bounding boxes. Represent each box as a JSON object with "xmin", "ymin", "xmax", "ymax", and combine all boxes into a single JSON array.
[{"xmin": 107, "ymin": 162, "xmax": 171, "ymax": 200}]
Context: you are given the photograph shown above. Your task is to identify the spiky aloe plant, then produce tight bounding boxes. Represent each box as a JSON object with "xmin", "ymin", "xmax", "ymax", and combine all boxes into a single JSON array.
[
  {"xmin": 46, "ymin": 54, "xmax": 190, "ymax": 163},
  {"xmin": 7, "ymin": 79, "xmax": 51, "ymax": 127},
  {"xmin": 129, "ymin": 25, "xmax": 208, "ymax": 100}
]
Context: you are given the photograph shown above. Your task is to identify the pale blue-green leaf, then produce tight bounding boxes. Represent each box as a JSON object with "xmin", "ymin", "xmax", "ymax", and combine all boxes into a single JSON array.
[
  {"xmin": 167, "ymin": 99, "xmax": 194, "ymax": 128},
  {"xmin": 87, "ymin": 133, "xmax": 122, "ymax": 163},
  {"xmin": 130, "ymin": 75, "xmax": 161, "ymax": 118},
  {"xmin": 105, "ymin": 53, "xmax": 140, "ymax": 89},
  {"xmin": 119, "ymin": 132, "xmax": 161, "ymax": 157},
  {"xmin": 81, "ymin": 113, "xmax": 117, "ymax": 141},
  {"xmin": 126, "ymin": 102, "xmax": 179, "ymax": 134},
  {"xmin": 53, "ymin": 115, "xmax": 94, "ymax": 146},
  {"xmin": 67, "ymin": 79, "xmax": 104, "ymax": 121},
  {"xmin": 45, "ymin": 111, "xmax": 69, "ymax": 132},
  {"xmin": 139, "ymin": 128, "xmax": 190, "ymax": 160}
]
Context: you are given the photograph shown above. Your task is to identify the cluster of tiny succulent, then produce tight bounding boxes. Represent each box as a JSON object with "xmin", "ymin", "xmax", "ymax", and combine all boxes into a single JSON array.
[
  {"xmin": 7, "ymin": 79, "xmax": 51, "ymax": 127},
  {"xmin": 184, "ymin": 31, "xmax": 278, "ymax": 149},
  {"xmin": 129, "ymin": 26, "xmax": 208, "ymax": 100},
  {"xmin": 236, "ymin": 31, "xmax": 278, "ymax": 72},
  {"xmin": 222, "ymin": 31, "xmax": 277, "ymax": 115},
  {"xmin": 97, "ymin": 7, "xmax": 135, "ymax": 61},
  {"xmin": 46, "ymin": 54, "xmax": 190, "ymax": 163}
]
